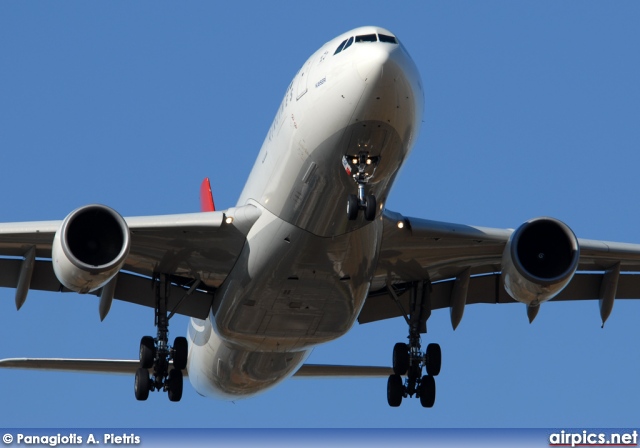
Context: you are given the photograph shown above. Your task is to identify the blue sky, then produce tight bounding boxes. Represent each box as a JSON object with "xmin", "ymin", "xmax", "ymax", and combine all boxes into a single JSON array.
[{"xmin": 1, "ymin": 1, "xmax": 639, "ymax": 428}]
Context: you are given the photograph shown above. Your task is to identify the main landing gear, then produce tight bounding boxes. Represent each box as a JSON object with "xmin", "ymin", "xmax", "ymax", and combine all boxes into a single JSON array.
[
  {"xmin": 134, "ymin": 274, "xmax": 189, "ymax": 402},
  {"xmin": 342, "ymin": 152, "xmax": 380, "ymax": 221},
  {"xmin": 386, "ymin": 280, "xmax": 442, "ymax": 408}
]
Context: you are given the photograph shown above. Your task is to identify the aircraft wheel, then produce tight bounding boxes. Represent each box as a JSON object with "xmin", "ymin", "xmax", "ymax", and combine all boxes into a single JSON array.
[
  {"xmin": 426, "ymin": 343, "xmax": 441, "ymax": 376},
  {"xmin": 139, "ymin": 336, "xmax": 155, "ymax": 369},
  {"xmin": 387, "ymin": 374, "xmax": 403, "ymax": 407},
  {"xmin": 172, "ymin": 337, "xmax": 188, "ymax": 370},
  {"xmin": 347, "ymin": 194, "xmax": 359, "ymax": 220},
  {"xmin": 364, "ymin": 195, "xmax": 376, "ymax": 221},
  {"xmin": 167, "ymin": 368, "xmax": 183, "ymax": 402},
  {"xmin": 134, "ymin": 367, "xmax": 150, "ymax": 401},
  {"xmin": 392, "ymin": 342, "xmax": 409, "ymax": 375},
  {"xmin": 419, "ymin": 375, "xmax": 436, "ymax": 408}
]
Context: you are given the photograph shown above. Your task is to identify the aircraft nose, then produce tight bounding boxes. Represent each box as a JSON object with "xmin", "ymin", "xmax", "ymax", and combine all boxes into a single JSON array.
[{"xmin": 354, "ymin": 43, "xmax": 393, "ymax": 82}]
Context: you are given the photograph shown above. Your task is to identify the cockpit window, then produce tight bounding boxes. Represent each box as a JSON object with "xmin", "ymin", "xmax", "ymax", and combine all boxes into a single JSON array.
[
  {"xmin": 343, "ymin": 36, "xmax": 354, "ymax": 51},
  {"xmin": 335, "ymin": 32, "xmax": 398, "ymax": 56},
  {"xmin": 334, "ymin": 39, "xmax": 348, "ymax": 55},
  {"xmin": 378, "ymin": 34, "xmax": 398, "ymax": 44},
  {"xmin": 355, "ymin": 34, "xmax": 377, "ymax": 43}
]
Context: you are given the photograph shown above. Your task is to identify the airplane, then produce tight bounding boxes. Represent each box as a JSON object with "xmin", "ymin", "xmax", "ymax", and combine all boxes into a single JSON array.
[{"xmin": 1, "ymin": 25, "xmax": 640, "ymax": 408}]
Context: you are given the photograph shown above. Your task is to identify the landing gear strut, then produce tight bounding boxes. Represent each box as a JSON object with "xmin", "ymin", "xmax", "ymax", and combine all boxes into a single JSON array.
[
  {"xmin": 386, "ymin": 280, "xmax": 441, "ymax": 408},
  {"xmin": 342, "ymin": 152, "xmax": 380, "ymax": 221},
  {"xmin": 134, "ymin": 274, "xmax": 190, "ymax": 402}
]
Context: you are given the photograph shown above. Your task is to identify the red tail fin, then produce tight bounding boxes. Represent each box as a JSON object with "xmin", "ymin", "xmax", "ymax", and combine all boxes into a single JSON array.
[{"xmin": 200, "ymin": 178, "xmax": 215, "ymax": 212}]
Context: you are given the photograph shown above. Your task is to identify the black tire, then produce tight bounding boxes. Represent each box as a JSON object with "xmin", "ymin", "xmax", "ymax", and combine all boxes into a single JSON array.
[
  {"xmin": 347, "ymin": 194, "xmax": 359, "ymax": 220},
  {"xmin": 167, "ymin": 368, "xmax": 183, "ymax": 402},
  {"xmin": 392, "ymin": 342, "xmax": 409, "ymax": 376},
  {"xmin": 172, "ymin": 336, "xmax": 188, "ymax": 370},
  {"xmin": 387, "ymin": 374, "xmax": 403, "ymax": 407},
  {"xmin": 139, "ymin": 336, "xmax": 155, "ymax": 369},
  {"xmin": 134, "ymin": 367, "xmax": 150, "ymax": 401},
  {"xmin": 364, "ymin": 195, "xmax": 376, "ymax": 221},
  {"xmin": 426, "ymin": 343, "xmax": 442, "ymax": 377},
  {"xmin": 419, "ymin": 375, "xmax": 436, "ymax": 408}
]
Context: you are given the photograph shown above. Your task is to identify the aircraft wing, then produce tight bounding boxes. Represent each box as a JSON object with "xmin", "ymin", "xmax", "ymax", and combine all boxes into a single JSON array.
[
  {"xmin": 0, "ymin": 358, "xmax": 163, "ymax": 375},
  {"xmin": 0, "ymin": 358, "xmax": 392, "ymax": 378},
  {"xmin": 360, "ymin": 210, "xmax": 640, "ymax": 326},
  {"xmin": 0, "ymin": 205, "xmax": 261, "ymax": 319}
]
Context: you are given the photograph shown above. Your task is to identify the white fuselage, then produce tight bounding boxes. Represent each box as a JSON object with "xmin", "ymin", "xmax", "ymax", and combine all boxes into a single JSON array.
[{"xmin": 187, "ymin": 27, "xmax": 424, "ymax": 399}]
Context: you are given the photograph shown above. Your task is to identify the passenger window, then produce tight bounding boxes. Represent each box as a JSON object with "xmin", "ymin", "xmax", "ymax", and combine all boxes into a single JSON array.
[
  {"xmin": 343, "ymin": 36, "xmax": 354, "ymax": 50},
  {"xmin": 334, "ymin": 39, "xmax": 347, "ymax": 55},
  {"xmin": 378, "ymin": 34, "xmax": 398, "ymax": 44},
  {"xmin": 355, "ymin": 34, "xmax": 377, "ymax": 43}
]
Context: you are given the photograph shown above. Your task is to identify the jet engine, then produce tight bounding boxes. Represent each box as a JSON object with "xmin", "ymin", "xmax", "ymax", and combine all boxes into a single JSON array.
[
  {"xmin": 501, "ymin": 217, "xmax": 579, "ymax": 306},
  {"xmin": 52, "ymin": 204, "xmax": 131, "ymax": 293}
]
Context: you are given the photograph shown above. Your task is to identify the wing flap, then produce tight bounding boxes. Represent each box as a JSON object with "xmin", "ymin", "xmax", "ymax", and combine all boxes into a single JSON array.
[
  {"xmin": 0, "ymin": 259, "xmax": 213, "ymax": 319},
  {"xmin": 360, "ymin": 272, "xmax": 640, "ymax": 324},
  {"xmin": 0, "ymin": 259, "xmax": 59, "ymax": 292},
  {"xmin": 112, "ymin": 272, "xmax": 213, "ymax": 319},
  {"xmin": 360, "ymin": 274, "xmax": 509, "ymax": 324}
]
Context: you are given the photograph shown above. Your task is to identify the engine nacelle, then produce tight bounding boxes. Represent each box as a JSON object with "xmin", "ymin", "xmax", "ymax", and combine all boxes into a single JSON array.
[
  {"xmin": 502, "ymin": 217, "xmax": 579, "ymax": 306},
  {"xmin": 52, "ymin": 204, "xmax": 131, "ymax": 293}
]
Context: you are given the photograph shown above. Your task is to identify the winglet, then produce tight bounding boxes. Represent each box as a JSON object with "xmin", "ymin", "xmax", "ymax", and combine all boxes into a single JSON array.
[{"xmin": 200, "ymin": 178, "xmax": 215, "ymax": 212}]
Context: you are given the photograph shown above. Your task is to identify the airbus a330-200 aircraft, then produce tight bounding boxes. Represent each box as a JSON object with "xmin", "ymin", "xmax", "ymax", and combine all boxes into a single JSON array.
[{"xmin": 1, "ymin": 26, "xmax": 639, "ymax": 408}]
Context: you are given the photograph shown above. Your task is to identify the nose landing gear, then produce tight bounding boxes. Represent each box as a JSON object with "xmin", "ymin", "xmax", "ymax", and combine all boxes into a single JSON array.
[
  {"xmin": 342, "ymin": 153, "xmax": 380, "ymax": 221},
  {"xmin": 347, "ymin": 193, "xmax": 376, "ymax": 221},
  {"xmin": 386, "ymin": 280, "xmax": 442, "ymax": 408}
]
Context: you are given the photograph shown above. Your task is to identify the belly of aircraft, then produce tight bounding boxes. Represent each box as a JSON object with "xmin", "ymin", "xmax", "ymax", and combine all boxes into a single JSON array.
[
  {"xmin": 210, "ymin": 207, "xmax": 382, "ymax": 352},
  {"xmin": 187, "ymin": 210, "xmax": 383, "ymax": 399},
  {"xmin": 187, "ymin": 316, "xmax": 312, "ymax": 400}
]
